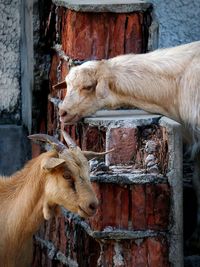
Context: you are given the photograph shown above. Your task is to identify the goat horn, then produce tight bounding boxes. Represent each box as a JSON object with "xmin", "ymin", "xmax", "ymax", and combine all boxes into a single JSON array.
[
  {"xmin": 28, "ymin": 134, "xmax": 67, "ymax": 153},
  {"xmin": 52, "ymin": 80, "xmax": 67, "ymax": 90},
  {"xmin": 82, "ymin": 148, "xmax": 115, "ymax": 160},
  {"xmin": 61, "ymin": 130, "xmax": 77, "ymax": 148}
]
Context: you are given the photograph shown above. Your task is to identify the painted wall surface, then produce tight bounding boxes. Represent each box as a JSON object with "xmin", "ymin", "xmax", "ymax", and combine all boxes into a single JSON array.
[
  {"xmin": 151, "ymin": 0, "xmax": 200, "ymax": 48},
  {"xmin": 0, "ymin": 0, "xmax": 20, "ymax": 121}
]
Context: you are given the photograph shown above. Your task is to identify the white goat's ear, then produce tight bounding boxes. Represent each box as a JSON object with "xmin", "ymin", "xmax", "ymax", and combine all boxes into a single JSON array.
[
  {"xmin": 96, "ymin": 79, "xmax": 109, "ymax": 99},
  {"xmin": 41, "ymin": 157, "xmax": 65, "ymax": 171}
]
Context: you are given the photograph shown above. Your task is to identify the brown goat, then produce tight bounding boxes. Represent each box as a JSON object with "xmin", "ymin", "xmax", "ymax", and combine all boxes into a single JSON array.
[
  {"xmin": 0, "ymin": 132, "xmax": 108, "ymax": 267},
  {"xmin": 57, "ymin": 41, "xmax": 200, "ymax": 245}
]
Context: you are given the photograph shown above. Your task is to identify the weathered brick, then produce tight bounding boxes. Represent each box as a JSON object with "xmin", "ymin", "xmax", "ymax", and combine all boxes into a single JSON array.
[
  {"xmin": 60, "ymin": 9, "xmax": 147, "ymax": 60},
  {"xmin": 49, "ymin": 53, "xmax": 60, "ymax": 87},
  {"xmin": 131, "ymin": 184, "xmax": 170, "ymax": 230},
  {"xmin": 125, "ymin": 13, "xmax": 143, "ymax": 54},
  {"xmin": 89, "ymin": 182, "xmax": 170, "ymax": 231},
  {"xmin": 82, "ymin": 125, "xmax": 106, "ymax": 152},
  {"xmin": 89, "ymin": 183, "xmax": 129, "ymax": 231},
  {"xmin": 131, "ymin": 185, "xmax": 146, "ymax": 229},
  {"xmin": 97, "ymin": 238, "xmax": 169, "ymax": 267},
  {"xmin": 107, "ymin": 128, "xmax": 138, "ymax": 165},
  {"xmin": 147, "ymin": 238, "xmax": 170, "ymax": 267}
]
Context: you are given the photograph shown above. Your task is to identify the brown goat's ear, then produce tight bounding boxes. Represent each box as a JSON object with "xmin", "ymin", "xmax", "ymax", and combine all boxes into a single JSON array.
[
  {"xmin": 96, "ymin": 79, "xmax": 109, "ymax": 99},
  {"xmin": 41, "ymin": 157, "xmax": 65, "ymax": 171},
  {"xmin": 43, "ymin": 202, "xmax": 61, "ymax": 220}
]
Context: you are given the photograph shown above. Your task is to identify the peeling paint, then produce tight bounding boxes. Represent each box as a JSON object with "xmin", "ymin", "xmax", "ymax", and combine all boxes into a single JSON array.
[{"xmin": 113, "ymin": 243, "xmax": 125, "ymax": 266}]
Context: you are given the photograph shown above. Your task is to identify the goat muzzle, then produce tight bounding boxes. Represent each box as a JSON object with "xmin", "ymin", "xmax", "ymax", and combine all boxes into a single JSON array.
[{"xmin": 78, "ymin": 200, "xmax": 99, "ymax": 217}]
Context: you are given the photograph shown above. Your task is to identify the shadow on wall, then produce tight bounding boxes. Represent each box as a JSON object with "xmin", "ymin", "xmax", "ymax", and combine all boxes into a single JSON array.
[{"xmin": 0, "ymin": 125, "xmax": 31, "ymax": 176}]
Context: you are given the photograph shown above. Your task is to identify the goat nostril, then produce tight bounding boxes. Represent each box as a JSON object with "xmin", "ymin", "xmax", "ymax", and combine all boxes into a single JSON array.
[{"xmin": 89, "ymin": 202, "xmax": 98, "ymax": 211}]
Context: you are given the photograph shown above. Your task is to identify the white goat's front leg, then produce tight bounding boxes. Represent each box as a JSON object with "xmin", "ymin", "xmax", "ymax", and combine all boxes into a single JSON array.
[{"xmin": 187, "ymin": 154, "xmax": 200, "ymax": 249}]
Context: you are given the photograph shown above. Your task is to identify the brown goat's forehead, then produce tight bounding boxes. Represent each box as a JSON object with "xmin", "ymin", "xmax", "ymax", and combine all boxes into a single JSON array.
[{"xmin": 59, "ymin": 149, "xmax": 89, "ymax": 173}]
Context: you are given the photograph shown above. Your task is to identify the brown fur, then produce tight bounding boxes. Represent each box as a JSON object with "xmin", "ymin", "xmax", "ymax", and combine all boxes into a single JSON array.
[{"xmin": 0, "ymin": 150, "xmax": 98, "ymax": 267}]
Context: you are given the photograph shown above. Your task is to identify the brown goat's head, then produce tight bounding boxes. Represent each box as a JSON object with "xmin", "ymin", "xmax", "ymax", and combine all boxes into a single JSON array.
[
  {"xmin": 57, "ymin": 61, "xmax": 111, "ymax": 124},
  {"xmin": 29, "ymin": 132, "xmax": 110, "ymax": 219}
]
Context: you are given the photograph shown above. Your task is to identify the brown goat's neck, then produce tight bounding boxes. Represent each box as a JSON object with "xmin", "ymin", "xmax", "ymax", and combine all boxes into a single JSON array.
[{"xmin": 0, "ymin": 154, "xmax": 48, "ymax": 250}]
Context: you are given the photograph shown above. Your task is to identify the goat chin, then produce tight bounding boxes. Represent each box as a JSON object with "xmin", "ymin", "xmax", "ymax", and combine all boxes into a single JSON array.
[{"xmin": 59, "ymin": 113, "xmax": 81, "ymax": 124}]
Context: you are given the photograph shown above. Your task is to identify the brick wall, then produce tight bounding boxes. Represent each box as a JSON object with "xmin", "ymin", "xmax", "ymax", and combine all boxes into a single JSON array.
[{"xmin": 32, "ymin": 1, "xmax": 183, "ymax": 266}]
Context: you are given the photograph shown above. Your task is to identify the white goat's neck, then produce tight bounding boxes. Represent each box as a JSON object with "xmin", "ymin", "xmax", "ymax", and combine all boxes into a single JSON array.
[
  {"xmin": 100, "ymin": 44, "xmax": 199, "ymax": 123},
  {"xmin": 102, "ymin": 57, "xmax": 181, "ymax": 122}
]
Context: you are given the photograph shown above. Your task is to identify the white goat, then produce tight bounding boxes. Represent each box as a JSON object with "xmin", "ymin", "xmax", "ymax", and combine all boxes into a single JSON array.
[
  {"xmin": 57, "ymin": 40, "xmax": 200, "ymax": 245},
  {"xmin": 0, "ymin": 132, "xmax": 108, "ymax": 267}
]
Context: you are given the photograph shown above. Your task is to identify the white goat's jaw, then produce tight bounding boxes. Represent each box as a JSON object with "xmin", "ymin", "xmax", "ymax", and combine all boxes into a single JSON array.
[{"xmin": 59, "ymin": 114, "xmax": 81, "ymax": 124}]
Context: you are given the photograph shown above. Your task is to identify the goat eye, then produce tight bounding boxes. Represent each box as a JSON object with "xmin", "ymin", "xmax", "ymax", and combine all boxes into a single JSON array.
[
  {"xmin": 82, "ymin": 85, "xmax": 94, "ymax": 91},
  {"xmin": 63, "ymin": 173, "xmax": 70, "ymax": 180}
]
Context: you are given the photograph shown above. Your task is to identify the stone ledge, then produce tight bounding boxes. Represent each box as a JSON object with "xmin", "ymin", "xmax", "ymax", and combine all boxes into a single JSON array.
[
  {"xmin": 84, "ymin": 110, "xmax": 161, "ymax": 128},
  {"xmin": 90, "ymin": 173, "xmax": 168, "ymax": 184},
  {"xmin": 61, "ymin": 208, "xmax": 166, "ymax": 240},
  {"xmin": 52, "ymin": 0, "xmax": 152, "ymax": 13}
]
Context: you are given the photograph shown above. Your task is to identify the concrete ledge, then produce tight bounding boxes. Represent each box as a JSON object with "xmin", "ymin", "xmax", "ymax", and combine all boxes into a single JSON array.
[
  {"xmin": 61, "ymin": 208, "xmax": 165, "ymax": 240},
  {"xmin": 159, "ymin": 116, "xmax": 183, "ymax": 267},
  {"xmin": 0, "ymin": 125, "xmax": 31, "ymax": 176},
  {"xmin": 84, "ymin": 110, "xmax": 161, "ymax": 128},
  {"xmin": 52, "ymin": 0, "xmax": 152, "ymax": 13},
  {"xmin": 90, "ymin": 173, "xmax": 167, "ymax": 184}
]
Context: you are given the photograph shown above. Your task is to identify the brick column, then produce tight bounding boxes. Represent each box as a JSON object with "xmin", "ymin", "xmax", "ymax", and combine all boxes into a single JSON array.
[
  {"xmin": 31, "ymin": 2, "xmax": 184, "ymax": 267},
  {"xmin": 32, "ymin": 112, "xmax": 183, "ymax": 267},
  {"xmin": 47, "ymin": 0, "xmax": 154, "ymax": 138}
]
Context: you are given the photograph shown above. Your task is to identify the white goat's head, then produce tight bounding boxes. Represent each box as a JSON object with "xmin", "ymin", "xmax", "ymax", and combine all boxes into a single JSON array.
[
  {"xmin": 57, "ymin": 61, "xmax": 111, "ymax": 124},
  {"xmin": 29, "ymin": 131, "xmax": 110, "ymax": 219}
]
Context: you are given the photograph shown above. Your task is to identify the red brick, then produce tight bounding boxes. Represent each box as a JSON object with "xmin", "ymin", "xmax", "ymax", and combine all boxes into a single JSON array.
[
  {"xmin": 125, "ymin": 13, "xmax": 143, "ymax": 54},
  {"xmin": 147, "ymin": 238, "xmax": 170, "ymax": 267},
  {"xmin": 108, "ymin": 14, "xmax": 127, "ymax": 58},
  {"xmin": 131, "ymin": 184, "xmax": 170, "ymax": 230},
  {"xmin": 131, "ymin": 185, "xmax": 146, "ymax": 229},
  {"xmin": 146, "ymin": 184, "xmax": 156, "ymax": 227},
  {"xmin": 153, "ymin": 184, "xmax": 170, "ymax": 228},
  {"xmin": 49, "ymin": 53, "xmax": 60, "ymax": 87},
  {"xmin": 95, "ymin": 238, "xmax": 169, "ymax": 267},
  {"xmin": 89, "ymin": 183, "xmax": 129, "ymax": 231},
  {"xmin": 61, "ymin": 10, "xmax": 146, "ymax": 60},
  {"xmin": 82, "ymin": 125, "xmax": 106, "ymax": 152},
  {"xmin": 131, "ymin": 239, "xmax": 148, "ymax": 267},
  {"xmin": 107, "ymin": 128, "xmax": 138, "ymax": 165},
  {"xmin": 90, "ymin": 182, "xmax": 170, "ymax": 232}
]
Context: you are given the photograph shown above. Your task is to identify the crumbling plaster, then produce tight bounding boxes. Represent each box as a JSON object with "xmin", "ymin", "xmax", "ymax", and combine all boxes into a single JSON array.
[
  {"xmin": 151, "ymin": 0, "xmax": 200, "ymax": 48},
  {"xmin": 0, "ymin": 0, "xmax": 20, "ymax": 118}
]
